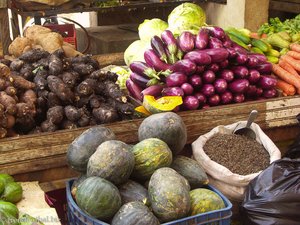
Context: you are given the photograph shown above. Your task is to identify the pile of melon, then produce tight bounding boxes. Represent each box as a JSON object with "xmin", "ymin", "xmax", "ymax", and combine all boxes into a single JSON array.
[{"xmin": 67, "ymin": 112, "xmax": 226, "ymax": 224}]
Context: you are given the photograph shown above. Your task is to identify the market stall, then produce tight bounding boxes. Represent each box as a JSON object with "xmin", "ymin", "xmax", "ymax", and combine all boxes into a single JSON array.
[{"xmin": 0, "ymin": 1, "xmax": 300, "ymax": 225}]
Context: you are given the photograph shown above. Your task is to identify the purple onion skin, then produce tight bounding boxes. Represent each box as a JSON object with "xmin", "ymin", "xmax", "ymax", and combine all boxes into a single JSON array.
[
  {"xmin": 162, "ymin": 87, "xmax": 184, "ymax": 96},
  {"xmin": 178, "ymin": 31, "xmax": 195, "ymax": 52},
  {"xmin": 183, "ymin": 51, "xmax": 212, "ymax": 65},
  {"xmin": 141, "ymin": 85, "xmax": 164, "ymax": 98},
  {"xmin": 196, "ymin": 66, "xmax": 205, "ymax": 73},
  {"xmin": 246, "ymin": 85, "xmax": 257, "ymax": 98},
  {"xmin": 195, "ymin": 28, "xmax": 210, "ymax": 50},
  {"xmin": 233, "ymin": 93, "xmax": 245, "ymax": 103},
  {"xmin": 161, "ymin": 30, "xmax": 178, "ymax": 55},
  {"xmin": 203, "ymin": 70, "xmax": 216, "ymax": 84},
  {"xmin": 201, "ymin": 84, "xmax": 215, "ymax": 97},
  {"xmin": 248, "ymin": 53, "xmax": 267, "ymax": 62},
  {"xmin": 126, "ymin": 79, "xmax": 143, "ymax": 101},
  {"xmin": 259, "ymin": 75, "xmax": 277, "ymax": 89},
  {"xmin": 207, "ymin": 63, "xmax": 220, "ymax": 73},
  {"xmin": 247, "ymin": 55, "xmax": 260, "ymax": 68},
  {"xmin": 194, "ymin": 92, "xmax": 207, "ymax": 105},
  {"xmin": 221, "ymin": 91, "xmax": 233, "ymax": 104},
  {"xmin": 235, "ymin": 53, "xmax": 248, "ymax": 65},
  {"xmin": 208, "ymin": 94, "xmax": 221, "ymax": 106},
  {"xmin": 189, "ymin": 74, "xmax": 202, "ymax": 88},
  {"xmin": 255, "ymin": 62, "xmax": 272, "ymax": 74},
  {"xmin": 183, "ymin": 96, "xmax": 200, "ymax": 110},
  {"xmin": 219, "ymin": 60, "xmax": 229, "ymax": 69},
  {"xmin": 165, "ymin": 72, "xmax": 187, "ymax": 87},
  {"xmin": 209, "ymin": 37, "xmax": 223, "ymax": 49},
  {"xmin": 220, "ymin": 69, "xmax": 234, "ymax": 82},
  {"xmin": 202, "ymin": 48, "xmax": 229, "ymax": 63},
  {"xmin": 181, "ymin": 83, "xmax": 194, "ymax": 95},
  {"xmin": 229, "ymin": 79, "xmax": 250, "ymax": 94},
  {"xmin": 256, "ymin": 87, "xmax": 263, "ymax": 97},
  {"xmin": 171, "ymin": 59, "xmax": 197, "ymax": 75},
  {"xmin": 144, "ymin": 49, "xmax": 171, "ymax": 72},
  {"xmin": 151, "ymin": 35, "xmax": 168, "ymax": 63},
  {"xmin": 226, "ymin": 47, "xmax": 238, "ymax": 59},
  {"xmin": 263, "ymin": 88, "xmax": 278, "ymax": 98},
  {"xmin": 208, "ymin": 26, "xmax": 226, "ymax": 40},
  {"xmin": 248, "ymin": 69, "xmax": 261, "ymax": 84},
  {"xmin": 214, "ymin": 79, "xmax": 228, "ymax": 94},
  {"xmin": 232, "ymin": 66, "xmax": 249, "ymax": 79}
]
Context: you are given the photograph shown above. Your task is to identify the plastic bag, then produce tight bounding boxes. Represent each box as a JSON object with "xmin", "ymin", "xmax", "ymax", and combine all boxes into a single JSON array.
[
  {"xmin": 192, "ymin": 121, "xmax": 281, "ymax": 201},
  {"xmin": 240, "ymin": 158, "xmax": 300, "ymax": 225}
]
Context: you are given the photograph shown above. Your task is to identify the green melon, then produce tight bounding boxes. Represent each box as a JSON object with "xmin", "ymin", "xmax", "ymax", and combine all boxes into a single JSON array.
[
  {"xmin": 0, "ymin": 209, "xmax": 19, "ymax": 225},
  {"xmin": 0, "ymin": 181, "xmax": 4, "ymax": 196},
  {"xmin": 71, "ymin": 174, "xmax": 87, "ymax": 199},
  {"xmin": 87, "ymin": 140, "xmax": 135, "ymax": 185},
  {"xmin": 171, "ymin": 156, "xmax": 209, "ymax": 188},
  {"xmin": 148, "ymin": 167, "xmax": 190, "ymax": 222},
  {"xmin": 111, "ymin": 201, "xmax": 160, "ymax": 225},
  {"xmin": 0, "ymin": 174, "xmax": 14, "ymax": 186},
  {"xmin": 1, "ymin": 182, "xmax": 23, "ymax": 203},
  {"xmin": 189, "ymin": 188, "xmax": 225, "ymax": 216},
  {"xmin": 131, "ymin": 138, "xmax": 172, "ymax": 180},
  {"xmin": 75, "ymin": 176, "xmax": 121, "ymax": 220},
  {"xmin": 0, "ymin": 201, "xmax": 18, "ymax": 218}
]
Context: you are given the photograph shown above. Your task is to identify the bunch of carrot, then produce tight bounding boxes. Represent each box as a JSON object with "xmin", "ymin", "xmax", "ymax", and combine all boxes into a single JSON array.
[{"xmin": 272, "ymin": 43, "xmax": 300, "ymax": 96}]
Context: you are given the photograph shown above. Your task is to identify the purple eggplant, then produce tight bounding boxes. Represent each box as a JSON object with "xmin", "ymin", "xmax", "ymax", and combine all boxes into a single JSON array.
[
  {"xmin": 183, "ymin": 96, "xmax": 199, "ymax": 110},
  {"xmin": 130, "ymin": 61, "xmax": 159, "ymax": 79},
  {"xmin": 201, "ymin": 84, "xmax": 215, "ymax": 97},
  {"xmin": 178, "ymin": 32, "xmax": 195, "ymax": 52},
  {"xmin": 220, "ymin": 69, "xmax": 234, "ymax": 82},
  {"xmin": 165, "ymin": 72, "xmax": 187, "ymax": 87},
  {"xmin": 141, "ymin": 85, "xmax": 164, "ymax": 98},
  {"xmin": 235, "ymin": 52, "xmax": 248, "ymax": 65},
  {"xmin": 232, "ymin": 66, "xmax": 249, "ymax": 78},
  {"xmin": 170, "ymin": 59, "xmax": 197, "ymax": 75},
  {"xmin": 232, "ymin": 43, "xmax": 248, "ymax": 54},
  {"xmin": 248, "ymin": 69, "xmax": 261, "ymax": 84},
  {"xmin": 161, "ymin": 30, "xmax": 178, "ymax": 61},
  {"xmin": 195, "ymin": 28, "xmax": 210, "ymax": 50},
  {"xmin": 151, "ymin": 35, "xmax": 168, "ymax": 63},
  {"xmin": 202, "ymin": 48, "xmax": 229, "ymax": 63},
  {"xmin": 202, "ymin": 70, "xmax": 216, "ymax": 84},
  {"xmin": 255, "ymin": 62, "xmax": 272, "ymax": 74},
  {"xmin": 246, "ymin": 85, "xmax": 257, "ymax": 97},
  {"xmin": 126, "ymin": 79, "xmax": 143, "ymax": 101},
  {"xmin": 223, "ymin": 39, "xmax": 233, "ymax": 48},
  {"xmin": 214, "ymin": 79, "xmax": 228, "ymax": 94},
  {"xmin": 207, "ymin": 63, "xmax": 220, "ymax": 73},
  {"xmin": 263, "ymin": 88, "xmax": 278, "ymax": 98},
  {"xmin": 162, "ymin": 87, "xmax": 184, "ymax": 96},
  {"xmin": 183, "ymin": 51, "xmax": 211, "ymax": 65},
  {"xmin": 229, "ymin": 79, "xmax": 249, "ymax": 94},
  {"xmin": 226, "ymin": 47, "xmax": 238, "ymax": 59},
  {"xmin": 165, "ymin": 47, "xmax": 178, "ymax": 64},
  {"xmin": 233, "ymin": 93, "xmax": 245, "ymax": 103},
  {"xmin": 189, "ymin": 74, "xmax": 202, "ymax": 88},
  {"xmin": 208, "ymin": 26, "xmax": 226, "ymax": 40},
  {"xmin": 258, "ymin": 75, "xmax": 277, "ymax": 89},
  {"xmin": 248, "ymin": 53, "xmax": 267, "ymax": 62},
  {"xmin": 144, "ymin": 49, "xmax": 171, "ymax": 72},
  {"xmin": 221, "ymin": 91, "xmax": 233, "ymax": 104},
  {"xmin": 219, "ymin": 60, "xmax": 229, "ymax": 69},
  {"xmin": 247, "ymin": 55, "xmax": 260, "ymax": 68},
  {"xmin": 194, "ymin": 92, "xmax": 207, "ymax": 105},
  {"xmin": 181, "ymin": 83, "xmax": 194, "ymax": 95},
  {"xmin": 130, "ymin": 73, "xmax": 158, "ymax": 88},
  {"xmin": 256, "ymin": 87, "xmax": 263, "ymax": 97},
  {"xmin": 208, "ymin": 94, "xmax": 221, "ymax": 106},
  {"xmin": 209, "ymin": 37, "xmax": 223, "ymax": 49}
]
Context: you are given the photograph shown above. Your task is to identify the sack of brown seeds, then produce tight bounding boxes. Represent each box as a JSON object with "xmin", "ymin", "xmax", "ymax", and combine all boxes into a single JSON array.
[{"xmin": 192, "ymin": 121, "xmax": 281, "ymax": 201}]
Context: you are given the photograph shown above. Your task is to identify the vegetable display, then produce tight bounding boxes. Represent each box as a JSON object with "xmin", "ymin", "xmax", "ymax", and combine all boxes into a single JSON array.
[
  {"xmin": 67, "ymin": 113, "xmax": 226, "ymax": 223},
  {"xmin": 127, "ymin": 26, "xmax": 278, "ymax": 112}
]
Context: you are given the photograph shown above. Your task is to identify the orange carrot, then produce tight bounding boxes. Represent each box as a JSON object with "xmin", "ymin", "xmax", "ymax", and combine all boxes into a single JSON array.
[
  {"xmin": 290, "ymin": 43, "xmax": 300, "ymax": 53},
  {"xmin": 272, "ymin": 64, "xmax": 300, "ymax": 89},
  {"xmin": 280, "ymin": 55, "xmax": 300, "ymax": 72},
  {"xmin": 278, "ymin": 59, "xmax": 299, "ymax": 76},
  {"xmin": 250, "ymin": 33, "xmax": 260, "ymax": 39},
  {"xmin": 287, "ymin": 51, "xmax": 300, "ymax": 60},
  {"xmin": 276, "ymin": 79, "xmax": 296, "ymax": 96}
]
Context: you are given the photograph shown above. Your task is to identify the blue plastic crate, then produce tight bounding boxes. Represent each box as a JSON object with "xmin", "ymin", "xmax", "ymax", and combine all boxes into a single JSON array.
[{"xmin": 66, "ymin": 179, "xmax": 232, "ymax": 225}]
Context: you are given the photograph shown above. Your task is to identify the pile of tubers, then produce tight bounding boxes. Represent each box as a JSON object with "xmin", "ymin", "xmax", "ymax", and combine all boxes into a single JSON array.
[{"xmin": 0, "ymin": 48, "xmax": 136, "ymax": 138}]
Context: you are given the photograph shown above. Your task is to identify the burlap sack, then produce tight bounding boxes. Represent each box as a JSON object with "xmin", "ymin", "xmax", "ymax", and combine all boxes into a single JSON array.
[{"xmin": 192, "ymin": 122, "xmax": 281, "ymax": 201}]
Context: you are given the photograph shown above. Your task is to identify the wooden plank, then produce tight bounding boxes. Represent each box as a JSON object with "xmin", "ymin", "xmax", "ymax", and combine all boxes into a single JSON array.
[
  {"xmin": 93, "ymin": 52, "xmax": 125, "ymax": 67},
  {"xmin": 0, "ymin": 96, "xmax": 300, "ymax": 177},
  {"xmin": 0, "ymin": 2, "xmax": 11, "ymax": 55},
  {"xmin": 270, "ymin": 0, "xmax": 300, "ymax": 13}
]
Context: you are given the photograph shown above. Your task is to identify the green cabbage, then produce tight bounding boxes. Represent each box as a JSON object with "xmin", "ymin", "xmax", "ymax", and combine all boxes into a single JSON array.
[
  {"xmin": 124, "ymin": 40, "xmax": 150, "ymax": 66},
  {"xmin": 168, "ymin": 3, "xmax": 206, "ymax": 36},
  {"xmin": 110, "ymin": 66, "xmax": 130, "ymax": 89},
  {"xmin": 138, "ymin": 18, "xmax": 168, "ymax": 42}
]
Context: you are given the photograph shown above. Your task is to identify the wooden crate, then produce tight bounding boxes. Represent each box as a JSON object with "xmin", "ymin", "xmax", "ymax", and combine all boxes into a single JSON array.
[{"xmin": 0, "ymin": 96, "xmax": 300, "ymax": 183}]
